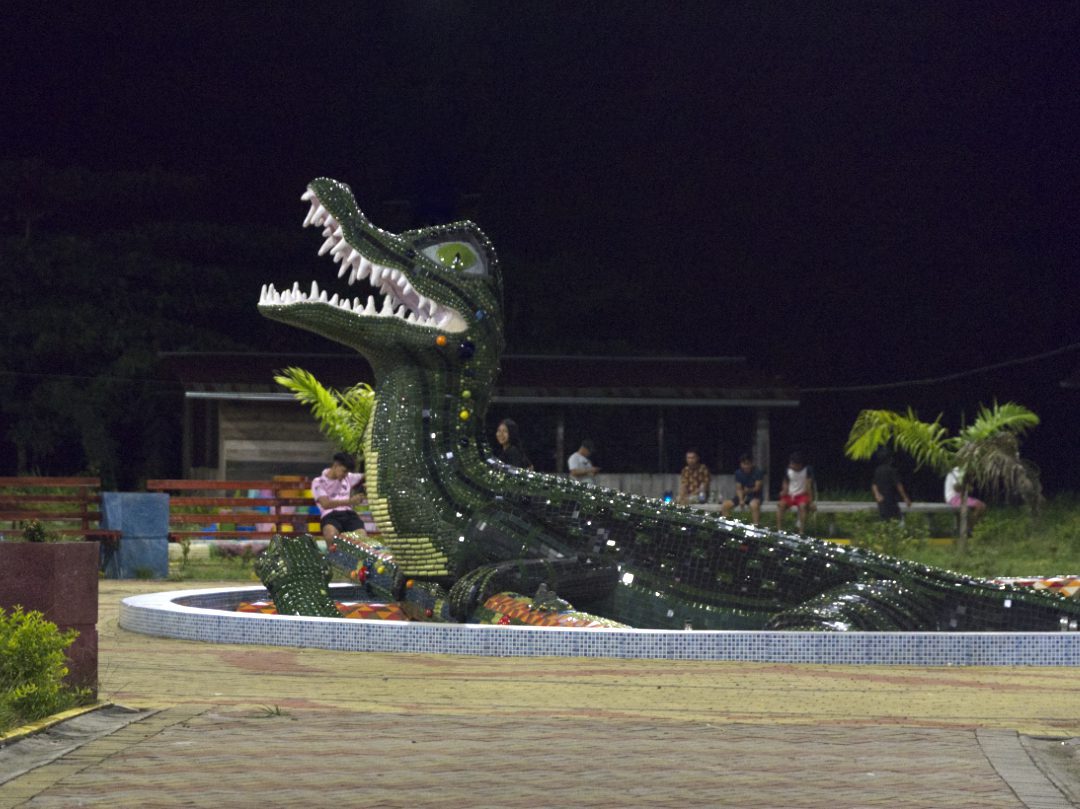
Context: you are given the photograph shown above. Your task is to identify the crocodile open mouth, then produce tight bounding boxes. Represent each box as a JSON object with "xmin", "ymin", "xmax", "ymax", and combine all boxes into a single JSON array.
[{"xmin": 258, "ymin": 188, "xmax": 468, "ymax": 333}]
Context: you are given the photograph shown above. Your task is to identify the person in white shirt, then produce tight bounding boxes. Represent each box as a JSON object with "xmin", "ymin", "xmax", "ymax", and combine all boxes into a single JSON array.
[
  {"xmin": 776, "ymin": 451, "xmax": 814, "ymax": 533},
  {"xmin": 944, "ymin": 466, "xmax": 986, "ymax": 530},
  {"xmin": 568, "ymin": 440, "xmax": 599, "ymax": 484}
]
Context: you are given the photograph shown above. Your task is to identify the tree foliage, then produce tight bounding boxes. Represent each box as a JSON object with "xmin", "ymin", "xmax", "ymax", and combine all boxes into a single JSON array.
[
  {"xmin": 275, "ymin": 367, "xmax": 374, "ymax": 457},
  {"xmin": 844, "ymin": 401, "xmax": 1041, "ymax": 546},
  {"xmin": 0, "ymin": 162, "xmax": 308, "ymax": 486}
]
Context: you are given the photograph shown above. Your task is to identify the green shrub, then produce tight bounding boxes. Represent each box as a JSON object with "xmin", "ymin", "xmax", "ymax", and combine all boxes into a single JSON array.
[
  {"xmin": 0, "ymin": 607, "xmax": 91, "ymax": 732},
  {"xmin": 847, "ymin": 512, "xmax": 928, "ymax": 557},
  {"xmin": 20, "ymin": 519, "xmax": 63, "ymax": 543}
]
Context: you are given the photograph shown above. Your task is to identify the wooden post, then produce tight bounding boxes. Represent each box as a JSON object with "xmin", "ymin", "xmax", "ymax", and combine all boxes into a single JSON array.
[{"xmin": 754, "ymin": 407, "xmax": 771, "ymax": 497}]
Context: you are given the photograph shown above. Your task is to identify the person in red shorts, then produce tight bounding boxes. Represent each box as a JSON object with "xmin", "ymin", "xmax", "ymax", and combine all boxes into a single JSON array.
[{"xmin": 776, "ymin": 451, "xmax": 814, "ymax": 533}]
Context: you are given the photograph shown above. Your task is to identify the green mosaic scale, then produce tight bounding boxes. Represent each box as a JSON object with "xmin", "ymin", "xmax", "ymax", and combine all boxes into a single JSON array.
[{"xmin": 257, "ymin": 177, "xmax": 1080, "ymax": 632}]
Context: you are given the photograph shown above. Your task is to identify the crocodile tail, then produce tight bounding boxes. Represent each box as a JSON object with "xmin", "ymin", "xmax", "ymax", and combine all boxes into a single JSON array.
[
  {"xmin": 448, "ymin": 558, "xmax": 619, "ymax": 622},
  {"xmin": 763, "ymin": 580, "xmax": 941, "ymax": 631}
]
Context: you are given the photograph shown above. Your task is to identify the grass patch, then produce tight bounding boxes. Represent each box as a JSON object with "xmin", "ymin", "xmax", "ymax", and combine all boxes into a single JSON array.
[
  {"xmin": 900, "ymin": 495, "xmax": 1080, "ymax": 578},
  {"xmin": 167, "ymin": 540, "xmax": 350, "ymax": 582}
]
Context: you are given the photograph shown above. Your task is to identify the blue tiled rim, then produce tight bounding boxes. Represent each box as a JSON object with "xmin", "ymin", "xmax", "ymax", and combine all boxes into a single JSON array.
[{"xmin": 118, "ymin": 585, "xmax": 1080, "ymax": 666}]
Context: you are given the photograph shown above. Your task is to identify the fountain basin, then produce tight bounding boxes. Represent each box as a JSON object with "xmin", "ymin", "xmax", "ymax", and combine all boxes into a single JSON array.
[{"xmin": 119, "ymin": 584, "xmax": 1080, "ymax": 666}]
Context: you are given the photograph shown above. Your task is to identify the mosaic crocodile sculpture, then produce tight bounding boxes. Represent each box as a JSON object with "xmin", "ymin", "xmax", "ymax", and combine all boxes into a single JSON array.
[{"xmin": 256, "ymin": 177, "xmax": 1080, "ymax": 632}]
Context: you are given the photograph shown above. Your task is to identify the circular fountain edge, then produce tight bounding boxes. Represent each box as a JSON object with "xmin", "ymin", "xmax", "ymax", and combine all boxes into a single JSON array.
[{"xmin": 117, "ymin": 584, "xmax": 1080, "ymax": 666}]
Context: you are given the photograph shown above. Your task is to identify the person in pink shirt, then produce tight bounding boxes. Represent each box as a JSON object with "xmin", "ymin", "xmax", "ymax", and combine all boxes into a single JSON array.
[{"xmin": 311, "ymin": 451, "xmax": 366, "ymax": 549}]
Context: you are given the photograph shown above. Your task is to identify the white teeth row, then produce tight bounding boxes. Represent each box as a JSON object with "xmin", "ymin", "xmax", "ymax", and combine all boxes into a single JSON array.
[
  {"xmin": 285, "ymin": 190, "xmax": 452, "ymax": 327},
  {"xmin": 259, "ymin": 280, "xmax": 451, "ymax": 326}
]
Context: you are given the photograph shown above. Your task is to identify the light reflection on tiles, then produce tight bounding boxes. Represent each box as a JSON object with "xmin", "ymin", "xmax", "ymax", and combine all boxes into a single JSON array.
[{"xmin": 117, "ymin": 585, "xmax": 1080, "ymax": 666}]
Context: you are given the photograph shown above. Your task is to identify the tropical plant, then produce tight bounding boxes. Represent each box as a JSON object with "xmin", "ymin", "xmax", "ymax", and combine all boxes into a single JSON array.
[
  {"xmin": 274, "ymin": 367, "xmax": 375, "ymax": 457},
  {"xmin": 844, "ymin": 401, "xmax": 1041, "ymax": 550},
  {"xmin": 0, "ymin": 607, "xmax": 92, "ymax": 732}
]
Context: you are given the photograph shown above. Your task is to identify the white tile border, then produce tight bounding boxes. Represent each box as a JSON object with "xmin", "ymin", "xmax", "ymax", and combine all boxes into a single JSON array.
[{"xmin": 118, "ymin": 585, "xmax": 1080, "ymax": 666}]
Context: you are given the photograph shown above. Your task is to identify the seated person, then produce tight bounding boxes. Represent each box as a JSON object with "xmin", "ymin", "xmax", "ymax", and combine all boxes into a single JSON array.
[
  {"xmin": 944, "ymin": 466, "xmax": 986, "ymax": 532},
  {"xmin": 676, "ymin": 448, "xmax": 711, "ymax": 504},
  {"xmin": 311, "ymin": 451, "xmax": 367, "ymax": 550},
  {"xmin": 776, "ymin": 451, "xmax": 814, "ymax": 533},
  {"xmin": 721, "ymin": 453, "xmax": 764, "ymax": 524},
  {"xmin": 872, "ymin": 448, "xmax": 911, "ymax": 521},
  {"xmin": 494, "ymin": 418, "xmax": 532, "ymax": 469},
  {"xmin": 568, "ymin": 440, "xmax": 599, "ymax": 483}
]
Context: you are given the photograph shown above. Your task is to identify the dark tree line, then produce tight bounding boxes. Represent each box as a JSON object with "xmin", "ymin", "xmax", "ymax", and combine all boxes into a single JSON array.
[{"xmin": 0, "ymin": 162, "xmax": 321, "ymax": 487}]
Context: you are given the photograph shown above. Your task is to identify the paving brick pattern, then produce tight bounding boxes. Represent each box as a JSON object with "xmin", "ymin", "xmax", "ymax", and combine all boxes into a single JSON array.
[{"xmin": 1, "ymin": 581, "xmax": 1077, "ymax": 808}]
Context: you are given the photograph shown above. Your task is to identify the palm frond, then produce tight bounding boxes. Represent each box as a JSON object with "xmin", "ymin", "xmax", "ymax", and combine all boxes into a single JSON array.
[
  {"xmin": 956, "ymin": 401, "xmax": 1039, "ymax": 443},
  {"xmin": 844, "ymin": 408, "xmax": 951, "ymax": 471},
  {"xmin": 954, "ymin": 433, "xmax": 1042, "ymax": 505},
  {"xmin": 274, "ymin": 367, "xmax": 374, "ymax": 456}
]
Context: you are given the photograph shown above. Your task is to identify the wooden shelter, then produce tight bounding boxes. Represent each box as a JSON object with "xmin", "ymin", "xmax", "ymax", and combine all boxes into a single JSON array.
[{"xmin": 159, "ymin": 352, "xmax": 799, "ymax": 493}]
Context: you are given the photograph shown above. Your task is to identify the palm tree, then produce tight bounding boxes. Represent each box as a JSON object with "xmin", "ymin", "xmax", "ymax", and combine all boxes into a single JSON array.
[
  {"xmin": 844, "ymin": 402, "xmax": 1041, "ymax": 550},
  {"xmin": 274, "ymin": 367, "xmax": 375, "ymax": 458}
]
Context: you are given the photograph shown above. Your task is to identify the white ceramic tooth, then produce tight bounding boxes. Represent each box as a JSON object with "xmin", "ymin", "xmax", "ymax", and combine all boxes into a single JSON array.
[
  {"xmin": 331, "ymin": 238, "xmax": 349, "ymax": 255},
  {"xmin": 356, "ymin": 259, "xmax": 372, "ymax": 281},
  {"xmin": 370, "ymin": 266, "xmax": 382, "ymax": 286},
  {"xmin": 380, "ymin": 296, "xmax": 394, "ymax": 315},
  {"xmin": 310, "ymin": 280, "xmax": 320, "ymax": 297},
  {"xmin": 402, "ymin": 281, "xmax": 414, "ymax": 296},
  {"xmin": 338, "ymin": 262, "xmax": 349, "ymax": 279},
  {"xmin": 303, "ymin": 204, "xmax": 317, "ymax": 227},
  {"xmin": 333, "ymin": 226, "xmax": 343, "ymax": 238},
  {"xmin": 301, "ymin": 189, "xmax": 315, "ymax": 201},
  {"xmin": 322, "ymin": 291, "xmax": 331, "ymax": 303},
  {"xmin": 345, "ymin": 250, "xmax": 360, "ymax": 267},
  {"xmin": 313, "ymin": 205, "xmax": 327, "ymax": 224},
  {"xmin": 318, "ymin": 236, "xmax": 336, "ymax": 256},
  {"xmin": 346, "ymin": 266, "xmax": 357, "ymax": 284},
  {"xmin": 365, "ymin": 296, "xmax": 376, "ymax": 314}
]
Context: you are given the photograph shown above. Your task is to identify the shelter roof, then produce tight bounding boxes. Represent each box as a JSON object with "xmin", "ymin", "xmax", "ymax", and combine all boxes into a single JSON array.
[{"xmin": 158, "ymin": 352, "xmax": 799, "ymax": 408}]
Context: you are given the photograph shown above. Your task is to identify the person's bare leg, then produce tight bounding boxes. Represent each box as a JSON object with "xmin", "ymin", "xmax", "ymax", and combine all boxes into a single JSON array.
[
  {"xmin": 721, "ymin": 499, "xmax": 733, "ymax": 518},
  {"xmin": 971, "ymin": 501, "xmax": 987, "ymax": 529},
  {"xmin": 750, "ymin": 498, "xmax": 761, "ymax": 525},
  {"xmin": 322, "ymin": 523, "xmax": 339, "ymax": 551}
]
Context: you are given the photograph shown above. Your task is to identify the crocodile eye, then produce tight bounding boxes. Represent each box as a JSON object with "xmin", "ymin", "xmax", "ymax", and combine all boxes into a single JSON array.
[{"xmin": 423, "ymin": 241, "xmax": 487, "ymax": 276}]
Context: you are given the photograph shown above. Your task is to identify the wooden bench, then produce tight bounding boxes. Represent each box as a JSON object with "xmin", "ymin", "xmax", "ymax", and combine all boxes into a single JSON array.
[
  {"xmin": 695, "ymin": 500, "xmax": 959, "ymax": 535},
  {"xmin": 145, "ymin": 479, "xmax": 323, "ymax": 543},
  {"xmin": 0, "ymin": 476, "xmax": 121, "ymax": 544}
]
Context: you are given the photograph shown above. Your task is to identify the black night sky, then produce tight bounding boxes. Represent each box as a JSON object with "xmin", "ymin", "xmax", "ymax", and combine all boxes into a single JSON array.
[{"xmin": 4, "ymin": 1, "xmax": 1079, "ymax": 490}]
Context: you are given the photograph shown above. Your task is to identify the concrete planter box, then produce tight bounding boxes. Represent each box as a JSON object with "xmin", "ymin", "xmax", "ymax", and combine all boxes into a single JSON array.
[{"xmin": 0, "ymin": 541, "xmax": 98, "ymax": 694}]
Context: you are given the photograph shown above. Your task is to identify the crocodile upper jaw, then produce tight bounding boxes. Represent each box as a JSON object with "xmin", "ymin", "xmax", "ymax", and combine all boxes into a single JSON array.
[{"xmin": 258, "ymin": 188, "xmax": 468, "ymax": 333}]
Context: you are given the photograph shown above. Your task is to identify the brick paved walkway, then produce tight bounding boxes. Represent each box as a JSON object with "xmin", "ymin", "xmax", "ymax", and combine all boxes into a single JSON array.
[{"xmin": 1, "ymin": 581, "xmax": 1077, "ymax": 808}]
